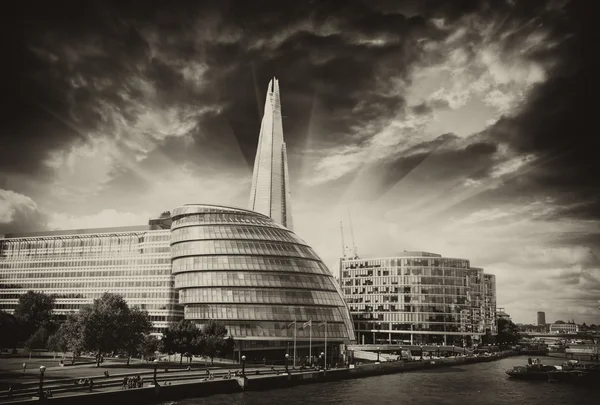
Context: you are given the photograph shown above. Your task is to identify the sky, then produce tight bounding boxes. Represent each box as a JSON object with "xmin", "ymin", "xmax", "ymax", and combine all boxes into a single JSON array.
[{"xmin": 1, "ymin": 0, "xmax": 597, "ymax": 325}]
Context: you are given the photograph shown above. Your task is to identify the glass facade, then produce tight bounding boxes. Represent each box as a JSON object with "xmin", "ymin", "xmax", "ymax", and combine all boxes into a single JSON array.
[
  {"xmin": 340, "ymin": 252, "xmax": 497, "ymax": 346},
  {"xmin": 171, "ymin": 204, "xmax": 355, "ymax": 344},
  {"xmin": 0, "ymin": 225, "xmax": 183, "ymax": 335},
  {"xmin": 248, "ymin": 77, "xmax": 293, "ymax": 230}
]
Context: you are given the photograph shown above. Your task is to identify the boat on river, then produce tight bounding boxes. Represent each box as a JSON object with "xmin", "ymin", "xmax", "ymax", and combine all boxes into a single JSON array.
[
  {"xmin": 507, "ymin": 359, "xmax": 600, "ymax": 383},
  {"xmin": 505, "ymin": 364, "xmax": 558, "ymax": 380}
]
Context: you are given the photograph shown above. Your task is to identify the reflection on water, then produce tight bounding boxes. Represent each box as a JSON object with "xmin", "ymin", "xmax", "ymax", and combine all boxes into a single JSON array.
[{"xmin": 162, "ymin": 356, "xmax": 600, "ymax": 405}]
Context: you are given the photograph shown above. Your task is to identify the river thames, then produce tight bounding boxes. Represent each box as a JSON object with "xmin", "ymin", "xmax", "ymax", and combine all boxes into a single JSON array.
[{"xmin": 161, "ymin": 356, "xmax": 599, "ymax": 405}]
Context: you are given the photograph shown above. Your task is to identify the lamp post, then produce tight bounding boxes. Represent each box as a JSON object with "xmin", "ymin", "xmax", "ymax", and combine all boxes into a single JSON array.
[
  {"xmin": 241, "ymin": 355, "xmax": 246, "ymax": 375},
  {"xmin": 38, "ymin": 365, "xmax": 46, "ymax": 400},
  {"xmin": 285, "ymin": 353, "xmax": 289, "ymax": 373},
  {"xmin": 153, "ymin": 359, "xmax": 159, "ymax": 386},
  {"xmin": 377, "ymin": 346, "xmax": 380, "ymax": 363}
]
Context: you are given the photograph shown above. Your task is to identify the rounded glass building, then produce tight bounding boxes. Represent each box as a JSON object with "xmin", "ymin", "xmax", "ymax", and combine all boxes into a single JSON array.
[{"xmin": 170, "ymin": 204, "xmax": 355, "ymax": 355}]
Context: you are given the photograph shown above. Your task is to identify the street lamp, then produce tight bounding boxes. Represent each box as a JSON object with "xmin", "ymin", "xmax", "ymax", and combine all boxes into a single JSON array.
[
  {"xmin": 153, "ymin": 359, "xmax": 159, "ymax": 386},
  {"xmin": 377, "ymin": 346, "xmax": 380, "ymax": 363},
  {"xmin": 285, "ymin": 353, "xmax": 289, "ymax": 373},
  {"xmin": 241, "ymin": 355, "xmax": 246, "ymax": 375},
  {"xmin": 38, "ymin": 365, "xmax": 46, "ymax": 399}
]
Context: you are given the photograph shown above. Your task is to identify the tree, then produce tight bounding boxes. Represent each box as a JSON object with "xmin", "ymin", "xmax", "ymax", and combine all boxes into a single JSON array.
[
  {"xmin": 0, "ymin": 311, "xmax": 18, "ymax": 350},
  {"xmin": 67, "ymin": 293, "xmax": 133, "ymax": 366},
  {"xmin": 122, "ymin": 307, "xmax": 152, "ymax": 365},
  {"xmin": 496, "ymin": 318, "xmax": 520, "ymax": 347},
  {"xmin": 200, "ymin": 320, "xmax": 235, "ymax": 365},
  {"xmin": 24, "ymin": 327, "xmax": 49, "ymax": 358},
  {"xmin": 47, "ymin": 325, "xmax": 69, "ymax": 359},
  {"xmin": 160, "ymin": 320, "xmax": 202, "ymax": 365},
  {"xmin": 14, "ymin": 291, "xmax": 55, "ymax": 342},
  {"xmin": 139, "ymin": 335, "xmax": 160, "ymax": 362}
]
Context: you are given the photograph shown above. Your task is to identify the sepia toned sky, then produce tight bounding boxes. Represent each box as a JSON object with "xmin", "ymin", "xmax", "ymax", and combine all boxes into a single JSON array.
[{"xmin": 1, "ymin": 0, "xmax": 597, "ymax": 324}]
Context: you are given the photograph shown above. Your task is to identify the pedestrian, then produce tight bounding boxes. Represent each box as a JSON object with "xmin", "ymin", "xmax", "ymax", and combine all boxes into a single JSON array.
[
  {"xmin": 527, "ymin": 357, "xmax": 532, "ymax": 365},
  {"xmin": 122, "ymin": 376, "xmax": 128, "ymax": 390},
  {"xmin": 7, "ymin": 386, "xmax": 12, "ymax": 397},
  {"xmin": 22, "ymin": 362, "xmax": 26, "ymax": 373},
  {"xmin": 89, "ymin": 379, "xmax": 94, "ymax": 392}
]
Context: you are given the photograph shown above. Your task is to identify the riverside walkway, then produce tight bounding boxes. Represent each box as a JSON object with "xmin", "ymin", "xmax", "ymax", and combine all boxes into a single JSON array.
[{"xmin": 0, "ymin": 352, "xmax": 517, "ymax": 404}]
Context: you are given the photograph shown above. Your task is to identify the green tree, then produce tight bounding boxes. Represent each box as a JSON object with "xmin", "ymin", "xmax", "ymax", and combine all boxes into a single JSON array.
[
  {"xmin": 496, "ymin": 318, "xmax": 520, "ymax": 347},
  {"xmin": 14, "ymin": 291, "xmax": 55, "ymax": 341},
  {"xmin": 200, "ymin": 320, "xmax": 235, "ymax": 365},
  {"xmin": 160, "ymin": 320, "xmax": 202, "ymax": 365},
  {"xmin": 24, "ymin": 326, "xmax": 49, "ymax": 357},
  {"xmin": 0, "ymin": 311, "xmax": 18, "ymax": 349},
  {"xmin": 122, "ymin": 307, "xmax": 152, "ymax": 365}
]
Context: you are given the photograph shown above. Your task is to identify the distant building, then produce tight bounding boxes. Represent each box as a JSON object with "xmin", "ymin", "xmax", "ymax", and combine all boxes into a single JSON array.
[
  {"xmin": 497, "ymin": 308, "xmax": 511, "ymax": 321},
  {"xmin": 550, "ymin": 321, "xmax": 579, "ymax": 334},
  {"xmin": 339, "ymin": 251, "xmax": 497, "ymax": 346},
  {"xmin": 537, "ymin": 311, "xmax": 546, "ymax": 326}
]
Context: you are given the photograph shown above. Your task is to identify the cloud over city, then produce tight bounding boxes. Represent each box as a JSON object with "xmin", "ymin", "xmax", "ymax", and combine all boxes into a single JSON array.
[{"xmin": 0, "ymin": 0, "xmax": 596, "ymax": 324}]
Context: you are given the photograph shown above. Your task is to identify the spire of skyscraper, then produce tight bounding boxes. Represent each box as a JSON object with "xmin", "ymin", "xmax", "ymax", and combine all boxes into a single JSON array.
[{"xmin": 248, "ymin": 77, "xmax": 293, "ymax": 230}]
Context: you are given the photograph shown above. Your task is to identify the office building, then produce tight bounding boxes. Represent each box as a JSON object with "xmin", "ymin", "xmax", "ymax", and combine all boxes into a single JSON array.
[
  {"xmin": 537, "ymin": 311, "xmax": 546, "ymax": 326},
  {"xmin": 171, "ymin": 203, "xmax": 355, "ymax": 355},
  {"xmin": 549, "ymin": 321, "xmax": 579, "ymax": 334},
  {"xmin": 340, "ymin": 251, "xmax": 497, "ymax": 346},
  {"xmin": 248, "ymin": 77, "xmax": 293, "ymax": 230},
  {"xmin": 0, "ymin": 214, "xmax": 182, "ymax": 335}
]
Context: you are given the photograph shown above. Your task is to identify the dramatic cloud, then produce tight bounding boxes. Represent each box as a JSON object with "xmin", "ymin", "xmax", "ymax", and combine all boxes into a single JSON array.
[{"xmin": 1, "ymin": 0, "xmax": 595, "ymax": 323}]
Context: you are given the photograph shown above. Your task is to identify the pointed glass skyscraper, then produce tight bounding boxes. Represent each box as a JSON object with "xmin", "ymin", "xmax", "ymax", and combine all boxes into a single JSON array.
[{"xmin": 248, "ymin": 77, "xmax": 293, "ymax": 230}]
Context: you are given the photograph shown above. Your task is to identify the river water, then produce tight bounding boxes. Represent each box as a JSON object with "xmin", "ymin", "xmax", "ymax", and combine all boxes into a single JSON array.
[{"xmin": 163, "ymin": 356, "xmax": 599, "ymax": 405}]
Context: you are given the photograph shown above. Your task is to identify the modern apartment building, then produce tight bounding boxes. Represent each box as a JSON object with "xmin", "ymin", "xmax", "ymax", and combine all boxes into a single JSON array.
[{"xmin": 339, "ymin": 251, "xmax": 497, "ymax": 346}]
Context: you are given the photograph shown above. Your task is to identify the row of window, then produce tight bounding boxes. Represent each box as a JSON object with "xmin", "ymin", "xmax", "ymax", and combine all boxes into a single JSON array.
[
  {"xmin": 0, "ymin": 269, "xmax": 173, "ymax": 280},
  {"xmin": 342, "ymin": 276, "xmax": 473, "ymax": 287},
  {"xmin": 0, "ymin": 256, "xmax": 171, "ymax": 268},
  {"xmin": 174, "ymin": 271, "xmax": 336, "ymax": 291},
  {"xmin": 172, "ymin": 255, "xmax": 328, "ymax": 275},
  {"xmin": 344, "ymin": 287, "xmax": 475, "ymax": 296},
  {"xmin": 0, "ymin": 291, "xmax": 178, "ymax": 300},
  {"xmin": 172, "ymin": 214, "xmax": 281, "ymax": 230},
  {"xmin": 183, "ymin": 304, "xmax": 347, "ymax": 322},
  {"xmin": 342, "ymin": 268, "xmax": 483, "ymax": 278},
  {"xmin": 0, "ymin": 234, "xmax": 170, "ymax": 257},
  {"xmin": 342, "ymin": 258, "xmax": 470, "ymax": 269},
  {"xmin": 348, "ymin": 304, "xmax": 488, "ymax": 315},
  {"xmin": 171, "ymin": 240, "xmax": 319, "ymax": 260},
  {"xmin": 0, "ymin": 278, "xmax": 173, "ymax": 289},
  {"xmin": 195, "ymin": 321, "xmax": 349, "ymax": 339},
  {"xmin": 0, "ymin": 301, "xmax": 180, "ymax": 311},
  {"xmin": 172, "ymin": 205, "xmax": 256, "ymax": 217},
  {"xmin": 179, "ymin": 288, "xmax": 345, "ymax": 307},
  {"xmin": 171, "ymin": 226, "xmax": 304, "ymax": 245},
  {"xmin": 353, "ymin": 322, "xmax": 482, "ymax": 333},
  {"xmin": 353, "ymin": 314, "xmax": 491, "ymax": 327}
]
